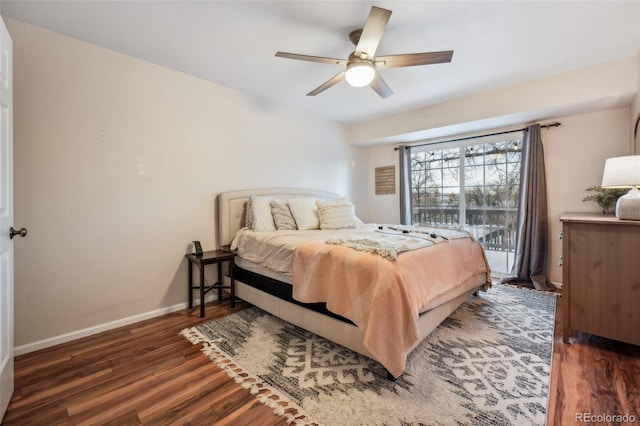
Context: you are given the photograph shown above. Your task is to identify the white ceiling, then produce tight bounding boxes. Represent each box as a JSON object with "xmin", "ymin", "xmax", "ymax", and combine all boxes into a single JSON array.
[{"xmin": 1, "ymin": 1, "xmax": 639, "ymax": 124}]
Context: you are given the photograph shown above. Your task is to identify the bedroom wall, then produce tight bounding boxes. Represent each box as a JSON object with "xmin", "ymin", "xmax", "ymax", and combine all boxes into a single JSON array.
[
  {"xmin": 544, "ymin": 108, "xmax": 630, "ymax": 285},
  {"xmin": 6, "ymin": 18, "xmax": 367, "ymax": 350},
  {"xmin": 366, "ymin": 147, "xmax": 401, "ymax": 224},
  {"xmin": 633, "ymin": 50, "xmax": 640, "ymax": 154},
  {"xmin": 364, "ymin": 107, "xmax": 631, "ymax": 286},
  {"xmin": 348, "ymin": 56, "xmax": 637, "ymax": 145}
]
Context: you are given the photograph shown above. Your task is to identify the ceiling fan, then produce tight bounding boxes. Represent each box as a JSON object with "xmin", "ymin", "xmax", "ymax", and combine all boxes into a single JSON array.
[{"xmin": 275, "ymin": 6, "xmax": 453, "ymax": 99}]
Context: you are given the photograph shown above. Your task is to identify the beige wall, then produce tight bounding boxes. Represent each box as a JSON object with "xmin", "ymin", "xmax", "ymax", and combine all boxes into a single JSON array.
[
  {"xmin": 366, "ymin": 146, "xmax": 401, "ymax": 224},
  {"xmin": 544, "ymin": 108, "xmax": 631, "ymax": 284},
  {"xmin": 7, "ymin": 18, "xmax": 367, "ymax": 349},
  {"xmin": 349, "ymin": 56, "xmax": 637, "ymax": 145},
  {"xmin": 633, "ymin": 51, "xmax": 640, "ymax": 153}
]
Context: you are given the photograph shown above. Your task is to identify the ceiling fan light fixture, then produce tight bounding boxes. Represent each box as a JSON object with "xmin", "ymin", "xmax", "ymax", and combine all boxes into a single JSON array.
[
  {"xmin": 345, "ymin": 61, "xmax": 375, "ymax": 87},
  {"xmin": 275, "ymin": 6, "xmax": 452, "ymax": 98}
]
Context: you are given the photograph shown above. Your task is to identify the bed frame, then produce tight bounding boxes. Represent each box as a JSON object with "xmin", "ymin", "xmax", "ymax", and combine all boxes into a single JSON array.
[{"xmin": 217, "ymin": 187, "xmax": 483, "ymax": 375}]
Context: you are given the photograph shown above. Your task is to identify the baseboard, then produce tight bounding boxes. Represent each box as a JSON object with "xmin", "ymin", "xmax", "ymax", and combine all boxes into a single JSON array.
[
  {"xmin": 491, "ymin": 274, "xmax": 562, "ymax": 290},
  {"xmin": 551, "ymin": 281, "xmax": 562, "ymax": 289},
  {"xmin": 13, "ymin": 296, "xmax": 216, "ymax": 356}
]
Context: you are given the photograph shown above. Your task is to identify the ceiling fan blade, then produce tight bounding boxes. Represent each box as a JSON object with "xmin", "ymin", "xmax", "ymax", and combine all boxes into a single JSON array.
[
  {"xmin": 375, "ymin": 50, "xmax": 454, "ymax": 69},
  {"xmin": 275, "ymin": 52, "xmax": 348, "ymax": 66},
  {"xmin": 370, "ymin": 72, "xmax": 393, "ymax": 99},
  {"xmin": 306, "ymin": 71, "xmax": 346, "ymax": 96},
  {"xmin": 355, "ymin": 6, "xmax": 392, "ymax": 59}
]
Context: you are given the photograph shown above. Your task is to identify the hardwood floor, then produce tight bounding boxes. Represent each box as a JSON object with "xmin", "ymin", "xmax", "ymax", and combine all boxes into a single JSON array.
[
  {"xmin": 548, "ymin": 302, "xmax": 640, "ymax": 425},
  {"xmin": 2, "ymin": 301, "xmax": 287, "ymax": 426},
  {"xmin": 2, "ymin": 294, "xmax": 639, "ymax": 425}
]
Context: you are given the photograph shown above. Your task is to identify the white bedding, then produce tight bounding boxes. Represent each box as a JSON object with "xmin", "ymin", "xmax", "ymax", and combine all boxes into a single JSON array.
[
  {"xmin": 231, "ymin": 223, "xmax": 470, "ymax": 276},
  {"xmin": 231, "ymin": 226, "xmax": 355, "ymax": 276}
]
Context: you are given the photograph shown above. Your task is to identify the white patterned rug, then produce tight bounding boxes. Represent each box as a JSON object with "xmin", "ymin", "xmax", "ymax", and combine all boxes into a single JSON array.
[{"xmin": 182, "ymin": 284, "xmax": 557, "ymax": 425}]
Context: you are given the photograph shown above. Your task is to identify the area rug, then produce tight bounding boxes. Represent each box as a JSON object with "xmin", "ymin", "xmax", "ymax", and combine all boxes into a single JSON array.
[{"xmin": 181, "ymin": 284, "xmax": 557, "ymax": 425}]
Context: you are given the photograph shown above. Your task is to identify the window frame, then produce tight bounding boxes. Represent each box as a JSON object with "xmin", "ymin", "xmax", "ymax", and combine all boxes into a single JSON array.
[{"xmin": 407, "ymin": 131, "xmax": 524, "ymax": 275}]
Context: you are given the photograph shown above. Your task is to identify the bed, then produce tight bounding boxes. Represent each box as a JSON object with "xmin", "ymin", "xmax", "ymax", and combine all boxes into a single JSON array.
[{"xmin": 217, "ymin": 187, "xmax": 491, "ymax": 378}]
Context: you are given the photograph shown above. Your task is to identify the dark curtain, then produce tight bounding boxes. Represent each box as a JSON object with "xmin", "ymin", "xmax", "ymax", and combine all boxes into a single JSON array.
[
  {"xmin": 398, "ymin": 145, "xmax": 411, "ymax": 225},
  {"xmin": 501, "ymin": 124, "xmax": 555, "ymax": 291}
]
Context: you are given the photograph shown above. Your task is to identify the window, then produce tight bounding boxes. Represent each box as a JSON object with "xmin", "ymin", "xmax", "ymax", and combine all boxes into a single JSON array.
[{"xmin": 409, "ymin": 132, "xmax": 523, "ymax": 275}]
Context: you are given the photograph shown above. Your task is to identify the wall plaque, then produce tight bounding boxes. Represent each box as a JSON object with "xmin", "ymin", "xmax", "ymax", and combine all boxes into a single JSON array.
[{"xmin": 375, "ymin": 166, "xmax": 395, "ymax": 195}]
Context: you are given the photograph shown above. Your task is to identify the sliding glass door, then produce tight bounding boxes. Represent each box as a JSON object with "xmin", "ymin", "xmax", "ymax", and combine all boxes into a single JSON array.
[{"xmin": 409, "ymin": 132, "xmax": 523, "ymax": 275}]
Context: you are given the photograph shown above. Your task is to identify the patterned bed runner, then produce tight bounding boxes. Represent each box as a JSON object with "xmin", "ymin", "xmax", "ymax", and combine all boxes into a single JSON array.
[{"xmin": 326, "ymin": 225, "xmax": 472, "ymax": 260}]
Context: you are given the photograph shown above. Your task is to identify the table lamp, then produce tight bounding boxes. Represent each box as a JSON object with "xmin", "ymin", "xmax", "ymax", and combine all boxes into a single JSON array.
[{"xmin": 601, "ymin": 155, "xmax": 640, "ymax": 220}]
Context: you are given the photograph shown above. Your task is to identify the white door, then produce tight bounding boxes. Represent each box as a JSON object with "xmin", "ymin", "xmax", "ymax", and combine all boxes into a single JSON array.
[{"xmin": 0, "ymin": 16, "xmax": 13, "ymax": 421}]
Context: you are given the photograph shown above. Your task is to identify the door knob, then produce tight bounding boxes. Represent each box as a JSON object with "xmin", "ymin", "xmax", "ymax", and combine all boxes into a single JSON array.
[{"xmin": 9, "ymin": 227, "xmax": 27, "ymax": 239}]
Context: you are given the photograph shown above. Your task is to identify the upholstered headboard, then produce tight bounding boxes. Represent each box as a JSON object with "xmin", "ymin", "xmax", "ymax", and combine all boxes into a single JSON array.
[{"xmin": 217, "ymin": 187, "xmax": 340, "ymax": 248}]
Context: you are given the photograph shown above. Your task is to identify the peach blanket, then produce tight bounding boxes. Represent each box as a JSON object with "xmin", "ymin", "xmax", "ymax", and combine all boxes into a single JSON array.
[{"xmin": 292, "ymin": 237, "xmax": 491, "ymax": 377}]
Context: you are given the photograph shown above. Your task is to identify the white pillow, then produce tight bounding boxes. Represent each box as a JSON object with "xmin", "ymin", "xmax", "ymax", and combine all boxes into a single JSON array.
[
  {"xmin": 247, "ymin": 195, "xmax": 276, "ymax": 232},
  {"xmin": 288, "ymin": 198, "xmax": 320, "ymax": 230},
  {"xmin": 316, "ymin": 200, "xmax": 359, "ymax": 230},
  {"xmin": 316, "ymin": 196, "xmax": 348, "ymax": 207}
]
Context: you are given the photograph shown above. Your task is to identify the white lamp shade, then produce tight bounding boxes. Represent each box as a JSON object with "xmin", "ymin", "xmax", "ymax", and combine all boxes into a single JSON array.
[
  {"xmin": 601, "ymin": 155, "xmax": 640, "ymax": 188},
  {"xmin": 345, "ymin": 62, "xmax": 375, "ymax": 87}
]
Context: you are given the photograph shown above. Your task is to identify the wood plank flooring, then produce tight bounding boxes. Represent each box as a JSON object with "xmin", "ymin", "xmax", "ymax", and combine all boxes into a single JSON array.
[
  {"xmin": 2, "ymin": 293, "xmax": 639, "ymax": 425},
  {"xmin": 548, "ymin": 302, "xmax": 640, "ymax": 425}
]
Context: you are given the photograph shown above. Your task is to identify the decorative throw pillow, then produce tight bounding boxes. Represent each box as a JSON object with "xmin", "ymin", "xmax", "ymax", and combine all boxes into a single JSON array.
[
  {"xmin": 244, "ymin": 196, "xmax": 254, "ymax": 229},
  {"xmin": 270, "ymin": 200, "xmax": 297, "ymax": 230},
  {"xmin": 247, "ymin": 195, "xmax": 276, "ymax": 232},
  {"xmin": 315, "ymin": 197, "xmax": 349, "ymax": 210},
  {"xmin": 287, "ymin": 197, "xmax": 320, "ymax": 230},
  {"xmin": 316, "ymin": 199, "xmax": 359, "ymax": 230}
]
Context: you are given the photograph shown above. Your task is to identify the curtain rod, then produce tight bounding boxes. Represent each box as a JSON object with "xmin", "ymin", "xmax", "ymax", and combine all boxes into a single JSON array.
[{"xmin": 393, "ymin": 122, "xmax": 561, "ymax": 151}]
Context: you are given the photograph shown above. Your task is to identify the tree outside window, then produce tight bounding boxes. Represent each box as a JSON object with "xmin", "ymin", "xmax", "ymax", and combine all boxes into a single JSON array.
[{"xmin": 409, "ymin": 136, "xmax": 522, "ymax": 275}]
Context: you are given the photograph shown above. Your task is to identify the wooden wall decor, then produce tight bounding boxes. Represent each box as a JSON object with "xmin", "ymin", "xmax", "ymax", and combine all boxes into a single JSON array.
[{"xmin": 375, "ymin": 166, "xmax": 395, "ymax": 195}]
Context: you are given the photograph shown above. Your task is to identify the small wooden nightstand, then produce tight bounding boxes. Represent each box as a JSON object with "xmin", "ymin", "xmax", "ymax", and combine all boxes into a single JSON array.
[{"xmin": 185, "ymin": 249, "xmax": 236, "ymax": 317}]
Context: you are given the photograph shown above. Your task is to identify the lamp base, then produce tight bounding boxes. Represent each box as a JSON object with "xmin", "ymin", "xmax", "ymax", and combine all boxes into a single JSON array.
[{"xmin": 616, "ymin": 186, "xmax": 640, "ymax": 220}]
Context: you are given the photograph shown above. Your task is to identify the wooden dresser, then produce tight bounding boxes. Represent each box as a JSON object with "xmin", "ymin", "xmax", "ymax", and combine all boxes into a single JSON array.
[{"xmin": 560, "ymin": 213, "xmax": 640, "ymax": 346}]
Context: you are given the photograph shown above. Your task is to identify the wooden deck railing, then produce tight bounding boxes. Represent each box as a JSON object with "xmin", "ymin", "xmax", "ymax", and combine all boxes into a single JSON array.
[{"xmin": 412, "ymin": 207, "xmax": 517, "ymax": 252}]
